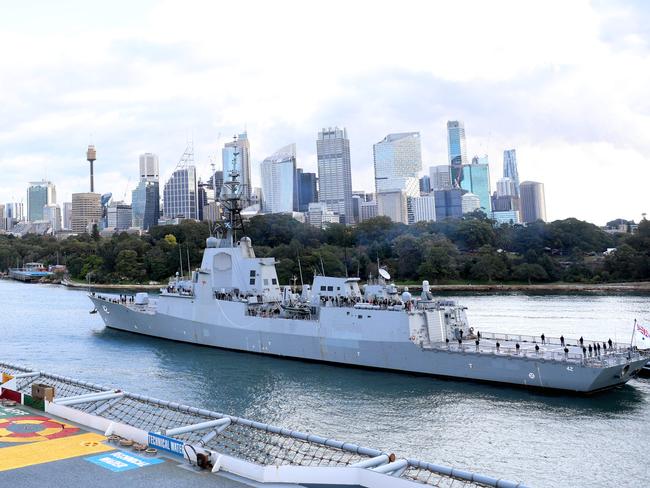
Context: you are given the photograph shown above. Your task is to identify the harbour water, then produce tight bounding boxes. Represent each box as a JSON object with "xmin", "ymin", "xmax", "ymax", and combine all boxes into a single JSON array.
[{"xmin": 1, "ymin": 279, "xmax": 648, "ymax": 488}]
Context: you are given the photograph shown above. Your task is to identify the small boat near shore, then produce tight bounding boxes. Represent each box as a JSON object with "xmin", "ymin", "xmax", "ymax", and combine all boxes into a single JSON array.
[{"xmin": 8, "ymin": 262, "xmax": 54, "ymax": 283}]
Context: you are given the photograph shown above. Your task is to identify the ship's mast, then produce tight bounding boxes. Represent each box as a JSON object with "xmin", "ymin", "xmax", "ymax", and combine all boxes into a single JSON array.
[{"xmin": 217, "ymin": 134, "xmax": 246, "ymax": 245}]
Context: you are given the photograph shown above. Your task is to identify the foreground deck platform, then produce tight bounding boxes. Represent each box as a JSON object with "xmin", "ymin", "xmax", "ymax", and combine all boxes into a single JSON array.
[
  {"xmin": 0, "ymin": 402, "xmax": 246, "ymax": 488},
  {"xmin": 0, "ymin": 362, "xmax": 528, "ymax": 488}
]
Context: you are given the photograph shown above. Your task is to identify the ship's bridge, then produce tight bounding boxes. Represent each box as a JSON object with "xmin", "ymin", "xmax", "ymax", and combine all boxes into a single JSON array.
[
  {"xmin": 201, "ymin": 236, "xmax": 281, "ymax": 301},
  {"xmin": 312, "ymin": 276, "xmax": 362, "ymax": 300}
]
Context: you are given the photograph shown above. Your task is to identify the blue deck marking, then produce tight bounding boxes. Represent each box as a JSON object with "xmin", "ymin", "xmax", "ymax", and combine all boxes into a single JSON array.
[
  {"xmin": 85, "ymin": 451, "xmax": 164, "ymax": 472},
  {"xmin": 148, "ymin": 432, "xmax": 185, "ymax": 457}
]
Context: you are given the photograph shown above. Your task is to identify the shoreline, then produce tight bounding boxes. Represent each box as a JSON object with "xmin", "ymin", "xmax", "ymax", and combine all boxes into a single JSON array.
[
  {"xmin": 4, "ymin": 276, "xmax": 650, "ymax": 293},
  {"xmin": 424, "ymin": 282, "xmax": 650, "ymax": 292},
  {"xmin": 60, "ymin": 279, "xmax": 161, "ymax": 290}
]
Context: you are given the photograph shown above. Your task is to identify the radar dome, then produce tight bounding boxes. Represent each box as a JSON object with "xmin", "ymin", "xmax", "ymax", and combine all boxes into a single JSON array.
[
  {"xmin": 401, "ymin": 291, "xmax": 412, "ymax": 302},
  {"xmin": 206, "ymin": 237, "xmax": 219, "ymax": 248}
]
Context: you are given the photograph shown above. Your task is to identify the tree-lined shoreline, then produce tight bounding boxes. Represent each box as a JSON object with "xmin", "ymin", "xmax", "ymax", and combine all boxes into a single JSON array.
[{"xmin": 0, "ymin": 213, "xmax": 648, "ymax": 287}]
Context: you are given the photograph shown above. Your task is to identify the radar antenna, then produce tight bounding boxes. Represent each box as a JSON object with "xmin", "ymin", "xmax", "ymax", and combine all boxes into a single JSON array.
[{"xmin": 216, "ymin": 134, "xmax": 245, "ymax": 244}]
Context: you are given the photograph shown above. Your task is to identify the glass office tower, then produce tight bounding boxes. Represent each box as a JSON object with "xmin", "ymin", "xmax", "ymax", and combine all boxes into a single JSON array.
[
  {"xmin": 447, "ymin": 121, "xmax": 467, "ymax": 188},
  {"xmin": 503, "ymin": 149, "xmax": 520, "ymax": 197},
  {"xmin": 260, "ymin": 144, "xmax": 297, "ymax": 214},
  {"xmin": 163, "ymin": 166, "xmax": 198, "ymax": 219},
  {"xmin": 317, "ymin": 127, "xmax": 353, "ymax": 223},
  {"xmin": 460, "ymin": 156, "xmax": 492, "ymax": 215}
]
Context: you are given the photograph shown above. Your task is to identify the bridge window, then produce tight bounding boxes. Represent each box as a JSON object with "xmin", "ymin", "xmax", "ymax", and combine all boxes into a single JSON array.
[
  {"xmin": 249, "ymin": 270, "xmax": 256, "ymax": 277},
  {"xmin": 272, "ymin": 278, "xmax": 277, "ymax": 285},
  {"xmin": 264, "ymin": 279, "xmax": 269, "ymax": 285},
  {"xmin": 327, "ymin": 286, "xmax": 333, "ymax": 291},
  {"xmin": 250, "ymin": 278, "xmax": 255, "ymax": 285},
  {"xmin": 320, "ymin": 286, "xmax": 326, "ymax": 291}
]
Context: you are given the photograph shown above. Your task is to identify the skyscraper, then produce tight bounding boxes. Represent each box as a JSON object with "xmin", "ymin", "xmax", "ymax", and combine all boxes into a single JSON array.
[
  {"xmin": 519, "ymin": 181, "xmax": 546, "ymax": 223},
  {"xmin": 62, "ymin": 202, "xmax": 72, "ymax": 230},
  {"xmin": 376, "ymin": 190, "xmax": 409, "ymax": 224},
  {"xmin": 107, "ymin": 202, "xmax": 133, "ymax": 231},
  {"xmin": 317, "ymin": 127, "xmax": 353, "ymax": 223},
  {"xmin": 132, "ymin": 153, "xmax": 160, "ymax": 230},
  {"xmin": 208, "ymin": 171, "xmax": 224, "ymax": 200},
  {"xmin": 139, "ymin": 153, "xmax": 160, "ymax": 182},
  {"xmin": 6, "ymin": 202, "xmax": 24, "ymax": 222},
  {"xmin": 433, "ymin": 189, "xmax": 464, "ymax": 220},
  {"xmin": 132, "ymin": 180, "xmax": 160, "ymax": 230},
  {"xmin": 27, "ymin": 180, "xmax": 56, "ymax": 222},
  {"xmin": 373, "ymin": 132, "xmax": 421, "ymax": 224},
  {"xmin": 503, "ymin": 149, "xmax": 520, "ymax": 197},
  {"xmin": 410, "ymin": 195, "xmax": 436, "ymax": 223},
  {"xmin": 163, "ymin": 166, "xmax": 198, "ymax": 219},
  {"xmin": 42, "ymin": 204, "xmax": 62, "ymax": 232},
  {"xmin": 260, "ymin": 144, "xmax": 297, "ymax": 214},
  {"xmin": 163, "ymin": 143, "xmax": 198, "ymax": 220},
  {"xmin": 71, "ymin": 192, "xmax": 102, "ymax": 233},
  {"xmin": 447, "ymin": 121, "xmax": 467, "ymax": 187},
  {"xmin": 419, "ymin": 175, "xmax": 431, "ymax": 194},
  {"xmin": 373, "ymin": 132, "xmax": 421, "ymax": 196},
  {"xmin": 222, "ymin": 132, "xmax": 251, "ymax": 205},
  {"xmin": 496, "ymin": 177, "xmax": 516, "ymax": 197},
  {"xmin": 296, "ymin": 168, "xmax": 318, "ymax": 212},
  {"xmin": 429, "ymin": 165, "xmax": 452, "ymax": 191},
  {"xmin": 461, "ymin": 192, "xmax": 481, "ymax": 214},
  {"xmin": 460, "ymin": 156, "xmax": 491, "ymax": 215}
]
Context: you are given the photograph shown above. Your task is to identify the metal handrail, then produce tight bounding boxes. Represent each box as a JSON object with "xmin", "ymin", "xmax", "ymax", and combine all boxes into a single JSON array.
[
  {"xmin": 426, "ymin": 343, "xmax": 642, "ymax": 367},
  {"xmin": 478, "ymin": 331, "xmax": 627, "ymax": 348}
]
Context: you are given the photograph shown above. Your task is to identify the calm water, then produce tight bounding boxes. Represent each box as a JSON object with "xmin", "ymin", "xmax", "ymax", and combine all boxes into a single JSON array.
[{"xmin": 0, "ymin": 279, "xmax": 649, "ymax": 488}]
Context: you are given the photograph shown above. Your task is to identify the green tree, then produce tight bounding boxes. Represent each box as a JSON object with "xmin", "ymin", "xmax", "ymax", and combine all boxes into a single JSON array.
[
  {"xmin": 512, "ymin": 263, "xmax": 549, "ymax": 284},
  {"xmin": 453, "ymin": 218, "xmax": 496, "ymax": 250},
  {"xmin": 417, "ymin": 240, "xmax": 459, "ymax": 282},
  {"xmin": 603, "ymin": 244, "xmax": 643, "ymax": 280},
  {"xmin": 79, "ymin": 255, "xmax": 104, "ymax": 280},
  {"xmin": 468, "ymin": 246, "xmax": 508, "ymax": 282},
  {"xmin": 392, "ymin": 235, "xmax": 422, "ymax": 280},
  {"xmin": 115, "ymin": 250, "xmax": 143, "ymax": 281}
]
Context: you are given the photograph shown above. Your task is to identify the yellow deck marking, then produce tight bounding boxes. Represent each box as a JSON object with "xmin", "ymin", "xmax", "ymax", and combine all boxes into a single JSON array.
[{"xmin": 0, "ymin": 433, "xmax": 113, "ymax": 471}]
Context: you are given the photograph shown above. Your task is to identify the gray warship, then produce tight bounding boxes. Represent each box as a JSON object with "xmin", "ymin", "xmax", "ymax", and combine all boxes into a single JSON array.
[{"xmin": 90, "ymin": 155, "xmax": 647, "ymax": 394}]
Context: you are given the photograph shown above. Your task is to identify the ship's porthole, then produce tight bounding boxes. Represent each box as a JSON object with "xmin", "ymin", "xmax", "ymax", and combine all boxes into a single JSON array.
[{"xmin": 528, "ymin": 372, "xmax": 535, "ymax": 379}]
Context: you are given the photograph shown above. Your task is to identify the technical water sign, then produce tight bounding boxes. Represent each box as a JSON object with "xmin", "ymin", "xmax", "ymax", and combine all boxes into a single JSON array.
[
  {"xmin": 85, "ymin": 451, "xmax": 164, "ymax": 472},
  {"xmin": 148, "ymin": 432, "xmax": 185, "ymax": 456}
]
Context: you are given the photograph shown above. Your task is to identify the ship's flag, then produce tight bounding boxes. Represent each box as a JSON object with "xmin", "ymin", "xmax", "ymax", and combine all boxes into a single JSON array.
[{"xmin": 636, "ymin": 323, "xmax": 650, "ymax": 348}]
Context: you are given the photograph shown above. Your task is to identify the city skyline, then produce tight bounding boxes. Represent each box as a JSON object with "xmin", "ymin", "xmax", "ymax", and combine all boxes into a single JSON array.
[{"xmin": 1, "ymin": 1, "xmax": 649, "ymax": 225}]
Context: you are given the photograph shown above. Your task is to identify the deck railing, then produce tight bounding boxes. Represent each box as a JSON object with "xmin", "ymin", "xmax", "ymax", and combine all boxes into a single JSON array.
[
  {"xmin": 0, "ymin": 361, "xmax": 528, "ymax": 488},
  {"xmin": 424, "ymin": 341, "xmax": 642, "ymax": 367}
]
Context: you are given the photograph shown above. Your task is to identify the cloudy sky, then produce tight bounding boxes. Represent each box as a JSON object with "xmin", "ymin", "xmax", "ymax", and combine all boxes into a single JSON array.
[{"xmin": 1, "ymin": 0, "xmax": 648, "ymax": 224}]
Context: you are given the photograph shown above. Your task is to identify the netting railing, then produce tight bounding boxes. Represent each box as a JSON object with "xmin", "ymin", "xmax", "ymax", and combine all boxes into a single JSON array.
[{"xmin": 0, "ymin": 361, "xmax": 526, "ymax": 487}]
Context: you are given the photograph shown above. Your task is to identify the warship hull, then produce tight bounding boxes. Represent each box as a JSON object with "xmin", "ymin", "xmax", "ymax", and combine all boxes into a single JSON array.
[{"xmin": 91, "ymin": 296, "xmax": 646, "ymax": 393}]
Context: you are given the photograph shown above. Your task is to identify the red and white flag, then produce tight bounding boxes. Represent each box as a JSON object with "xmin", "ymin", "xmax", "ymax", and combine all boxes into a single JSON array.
[{"xmin": 636, "ymin": 323, "xmax": 650, "ymax": 348}]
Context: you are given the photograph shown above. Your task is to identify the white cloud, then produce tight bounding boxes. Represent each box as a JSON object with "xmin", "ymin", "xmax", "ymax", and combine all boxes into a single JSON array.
[{"xmin": 0, "ymin": 0, "xmax": 648, "ymax": 224}]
